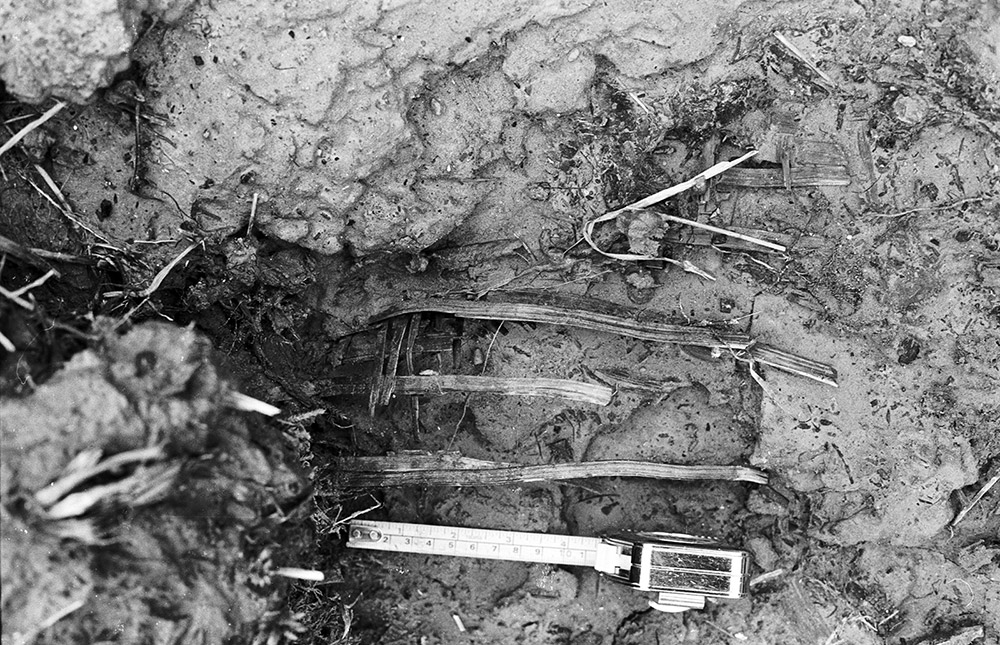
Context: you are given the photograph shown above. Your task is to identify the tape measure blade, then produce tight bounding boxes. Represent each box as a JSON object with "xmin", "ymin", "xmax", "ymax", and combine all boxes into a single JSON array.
[{"xmin": 348, "ymin": 520, "xmax": 601, "ymax": 568}]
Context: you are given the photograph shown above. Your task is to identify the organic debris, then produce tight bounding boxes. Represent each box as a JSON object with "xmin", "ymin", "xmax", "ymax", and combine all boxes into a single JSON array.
[
  {"xmin": 325, "ymin": 373, "xmax": 613, "ymax": 406},
  {"xmin": 950, "ymin": 464, "xmax": 1000, "ymax": 528},
  {"xmin": 2, "ymin": 0, "xmax": 999, "ymax": 642},
  {"xmin": 0, "ymin": 322, "xmax": 307, "ymax": 643},
  {"xmin": 373, "ymin": 290, "xmax": 838, "ymax": 386},
  {"xmin": 582, "ymin": 150, "xmax": 763, "ymax": 277},
  {"xmin": 772, "ymin": 32, "xmax": 838, "ymax": 90},
  {"xmin": 718, "ymin": 164, "xmax": 850, "ymax": 188},
  {"xmin": 0, "ymin": 101, "xmax": 65, "ymax": 158},
  {"xmin": 920, "ymin": 625, "xmax": 986, "ymax": 645},
  {"xmin": 323, "ymin": 450, "xmax": 768, "ymax": 489}
]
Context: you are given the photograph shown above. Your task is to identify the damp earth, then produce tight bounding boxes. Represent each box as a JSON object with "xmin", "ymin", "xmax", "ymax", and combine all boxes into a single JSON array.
[{"xmin": 1, "ymin": 1, "xmax": 999, "ymax": 644}]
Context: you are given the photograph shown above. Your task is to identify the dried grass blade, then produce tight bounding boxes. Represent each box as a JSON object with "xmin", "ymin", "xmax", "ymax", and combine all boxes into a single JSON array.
[
  {"xmin": 581, "ymin": 151, "xmax": 759, "ymax": 276},
  {"xmin": 33, "ymin": 164, "xmax": 74, "ymax": 213},
  {"xmin": 330, "ymin": 498, "xmax": 382, "ymax": 531},
  {"xmin": 718, "ymin": 165, "xmax": 850, "ymax": 188},
  {"xmin": 36, "ymin": 446, "xmax": 162, "ymax": 507},
  {"xmin": 748, "ymin": 344, "xmax": 839, "ymax": 387},
  {"xmin": 0, "ymin": 101, "xmax": 65, "ymax": 158},
  {"xmin": 870, "ymin": 195, "xmax": 984, "ymax": 219},
  {"xmin": 29, "ymin": 167, "xmax": 114, "ymax": 246},
  {"xmin": 45, "ymin": 518, "xmax": 102, "ymax": 544},
  {"xmin": 333, "ymin": 453, "xmax": 769, "ymax": 487},
  {"xmin": 139, "ymin": 240, "xmax": 200, "ymax": 297},
  {"xmin": 9, "ymin": 268, "xmax": 58, "ymax": 298},
  {"xmin": 14, "ymin": 597, "xmax": 85, "ymax": 645},
  {"xmin": 0, "ymin": 233, "xmax": 60, "ymax": 272},
  {"xmin": 950, "ymin": 473, "xmax": 1000, "ymax": 527},
  {"xmin": 369, "ymin": 324, "xmax": 388, "ymax": 416},
  {"xmin": 773, "ymin": 32, "xmax": 837, "ymax": 88},
  {"xmin": 129, "ymin": 462, "xmax": 183, "ymax": 506},
  {"xmin": 227, "ymin": 391, "xmax": 281, "ymax": 416},
  {"xmin": 394, "ymin": 374, "xmax": 613, "ymax": 405},
  {"xmin": 659, "ymin": 212, "xmax": 786, "ymax": 252},
  {"xmin": 373, "ymin": 295, "xmax": 752, "ymax": 350},
  {"xmin": 274, "ymin": 567, "xmax": 325, "ymax": 582},
  {"xmin": 379, "ymin": 321, "xmax": 408, "ymax": 405},
  {"xmin": 0, "ymin": 285, "xmax": 35, "ymax": 310},
  {"xmin": 46, "ymin": 479, "xmax": 133, "ymax": 519},
  {"xmin": 373, "ymin": 292, "xmax": 837, "ymax": 387},
  {"xmin": 247, "ymin": 191, "xmax": 259, "ymax": 235},
  {"xmin": 45, "ymin": 459, "xmax": 178, "ymax": 519}
]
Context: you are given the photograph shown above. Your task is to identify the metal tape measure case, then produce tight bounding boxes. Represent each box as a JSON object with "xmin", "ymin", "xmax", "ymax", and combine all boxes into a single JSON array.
[{"xmin": 347, "ymin": 520, "xmax": 752, "ymax": 613}]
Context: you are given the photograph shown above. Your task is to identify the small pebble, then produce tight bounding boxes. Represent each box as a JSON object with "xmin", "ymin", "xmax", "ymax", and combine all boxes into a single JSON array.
[{"xmin": 897, "ymin": 35, "xmax": 917, "ymax": 48}]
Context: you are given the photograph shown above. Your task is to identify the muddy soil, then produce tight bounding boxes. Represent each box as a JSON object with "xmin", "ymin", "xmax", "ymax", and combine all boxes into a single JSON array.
[{"xmin": 1, "ymin": 0, "xmax": 999, "ymax": 644}]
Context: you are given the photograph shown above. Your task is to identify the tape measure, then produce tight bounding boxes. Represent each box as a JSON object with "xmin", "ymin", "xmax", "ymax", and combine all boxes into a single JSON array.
[{"xmin": 347, "ymin": 520, "xmax": 751, "ymax": 612}]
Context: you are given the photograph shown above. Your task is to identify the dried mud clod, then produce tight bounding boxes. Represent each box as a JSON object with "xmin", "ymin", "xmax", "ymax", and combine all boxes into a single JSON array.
[
  {"xmin": 0, "ymin": 1, "xmax": 195, "ymax": 104},
  {"xmin": 2, "ymin": 0, "xmax": 1000, "ymax": 642},
  {"xmin": 0, "ymin": 322, "xmax": 311, "ymax": 644}
]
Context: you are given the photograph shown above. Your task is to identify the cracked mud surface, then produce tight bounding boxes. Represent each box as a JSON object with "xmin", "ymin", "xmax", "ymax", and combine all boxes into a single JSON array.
[{"xmin": 1, "ymin": 0, "xmax": 999, "ymax": 644}]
